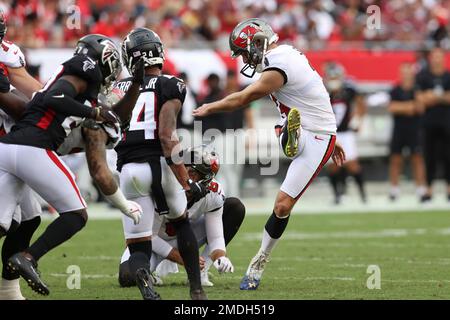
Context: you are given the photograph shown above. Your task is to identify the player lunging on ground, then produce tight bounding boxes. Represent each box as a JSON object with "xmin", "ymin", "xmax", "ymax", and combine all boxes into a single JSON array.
[{"xmin": 193, "ymin": 18, "xmax": 345, "ymax": 290}]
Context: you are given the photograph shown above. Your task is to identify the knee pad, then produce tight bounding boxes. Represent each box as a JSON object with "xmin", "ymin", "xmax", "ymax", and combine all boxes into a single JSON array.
[{"xmin": 118, "ymin": 261, "xmax": 136, "ymax": 287}]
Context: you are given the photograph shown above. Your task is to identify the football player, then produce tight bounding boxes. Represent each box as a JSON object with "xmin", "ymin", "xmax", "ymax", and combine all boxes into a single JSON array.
[
  {"xmin": 116, "ymin": 28, "xmax": 209, "ymax": 300},
  {"xmin": 118, "ymin": 146, "xmax": 245, "ymax": 288},
  {"xmin": 0, "ymin": 56, "xmax": 146, "ymax": 300},
  {"xmin": 193, "ymin": 18, "xmax": 345, "ymax": 290},
  {"xmin": 0, "ymin": 12, "xmax": 44, "ymax": 299},
  {"xmin": 0, "ymin": 34, "xmax": 140, "ymax": 296},
  {"xmin": 324, "ymin": 62, "xmax": 367, "ymax": 204}
]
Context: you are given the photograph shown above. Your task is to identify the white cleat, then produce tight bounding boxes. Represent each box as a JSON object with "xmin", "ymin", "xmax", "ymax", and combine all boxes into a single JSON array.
[
  {"xmin": 149, "ymin": 271, "xmax": 164, "ymax": 286},
  {"xmin": 201, "ymin": 270, "xmax": 214, "ymax": 287},
  {"xmin": 0, "ymin": 279, "xmax": 25, "ymax": 300}
]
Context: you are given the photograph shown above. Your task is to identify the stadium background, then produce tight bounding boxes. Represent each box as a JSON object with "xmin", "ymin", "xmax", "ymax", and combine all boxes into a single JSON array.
[{"xmin": 1, "ymin": 0, "xmax": 450, "ymax": 300}]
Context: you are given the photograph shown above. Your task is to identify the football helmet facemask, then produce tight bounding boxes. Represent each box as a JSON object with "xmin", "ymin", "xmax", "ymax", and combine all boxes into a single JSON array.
[
  {"xmin": 184, "ymin": 145, "xmax": 220, "ymax": 186},
  {"xmin": 229, "ymin": 18, "xmax": 279, "ymax": 78},
  {"xmin": 0, "ymin": 11, "xmax": 7, "ymax": 42}
]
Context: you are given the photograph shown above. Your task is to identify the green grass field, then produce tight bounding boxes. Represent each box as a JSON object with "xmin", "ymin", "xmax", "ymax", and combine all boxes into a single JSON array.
[{"xmin": 3, "ymin": 210, "xmax": 450, "ymax": 300}]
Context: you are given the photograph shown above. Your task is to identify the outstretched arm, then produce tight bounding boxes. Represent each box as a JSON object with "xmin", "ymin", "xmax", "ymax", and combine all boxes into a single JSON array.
[
  {"xmin": 83, "ymin": 127, "xmax": 142, "ymax": 224},
  {"xmin": 0, "ymin": 91, "xmax": 28, "ymax": 121},
  {"xmin": 193, "ymin": 70, "xmax": 284, "ymax": 117},
  {"xmin": 7, "ymin": 66, "xmax": 42, "ymax": 99}
]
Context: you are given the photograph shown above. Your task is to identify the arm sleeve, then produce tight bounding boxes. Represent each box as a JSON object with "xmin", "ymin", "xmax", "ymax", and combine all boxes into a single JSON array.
[
  {"xmin": 205, "ymin": 207, "xmax": 226, "ymax": 254},
  {"xmin": 42, "ymin": 78, "xmax": 93, "ymax": 118},
  {"xmin": 152, "ymin": 236, "xmax": 174, "ymax": 259}
]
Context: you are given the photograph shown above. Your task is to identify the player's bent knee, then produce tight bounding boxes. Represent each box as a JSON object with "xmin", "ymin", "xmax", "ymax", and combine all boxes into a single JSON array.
[
  {"xmin": 224, "ymin": 197, "xmax": 246, "ymax": 221},
  {"xmin": 0, "ymin": 225, "xmax": 6, "ymax": 239},
  {"xmin": 274, "ymin": 201, "xmax": 293, "ymax": 218}
]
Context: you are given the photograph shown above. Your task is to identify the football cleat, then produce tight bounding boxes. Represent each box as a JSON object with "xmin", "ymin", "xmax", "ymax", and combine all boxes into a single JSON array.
[
  {"xmin": 150, "ymin": 271, "xmax": 164, "ymax": 286},
  {"xmin": 0, "ymin": 279, "xmax": 25, "ymax": 300},
  {"xmin": 282, "ymin": 108, "xmax": 301, "ymax": 158},
  {"xmin": 7, "ymin": 253, "xmax": 49, "ymax": 296},
  {"xmin": 201, "ymin": 270, "xmax": 214, "ymax": 287},
  {"xmin": 240, "ymin": 275, "xmax": 260, "ymax": 290},
  {"xmin": 135, "ymin": 268, "xmax": 161, "ymax": 300},
  {"xmin": 190, "ymin": 288, "xmax": 208, "ymax": 300},
  {"xmin": 240, "ymin": 250, "xmax": 270, "ymax": 291}
]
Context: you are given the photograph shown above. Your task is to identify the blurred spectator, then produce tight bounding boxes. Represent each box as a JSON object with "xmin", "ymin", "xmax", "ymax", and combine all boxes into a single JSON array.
[
  {"xmin": 0, "ymin": 0, "xmax": 448, "ymax": 49},
  {"xmin": 324, "ymin": 62, "xmax": 367, "ymax": 204},
  {"xmin": 177, "ymin": 71, "xmax": 198, "ymax": 130},
  {"xmin": 415, "ymin": 47, "xmax": 450, "ymax": 202},
  {"xmin": 388, "ymin": 62, "xmax": 426, "ymax": 202}
]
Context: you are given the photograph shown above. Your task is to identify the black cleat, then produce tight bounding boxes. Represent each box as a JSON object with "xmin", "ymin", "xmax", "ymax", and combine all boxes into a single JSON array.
[
  {"xmin": 190, "ymin": 288, "xmax": 207, "ymax": 300},
  {"xmin": 7, "ymin": 253, "xmax": 49, "ymax": 296},
  {"xmin": 135, "ymin": 268, "xmax": 161, "ymax": 300}
]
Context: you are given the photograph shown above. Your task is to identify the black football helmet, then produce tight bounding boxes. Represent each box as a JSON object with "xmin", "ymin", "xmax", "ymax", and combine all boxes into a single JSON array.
[
  {"xmin": 0, "ymin": 11, "xmax": 7, "ymax": 42},
  {"xmin": 121, "ymin": 28, "xmax": 165, "ymax": 74},
  {"xmin": 184, "ymin": 145, "xmax": 220, "ymax": 186},
  {"xmin": 75, "ymin": 34, "xmax": 122, "ymax": 94}
]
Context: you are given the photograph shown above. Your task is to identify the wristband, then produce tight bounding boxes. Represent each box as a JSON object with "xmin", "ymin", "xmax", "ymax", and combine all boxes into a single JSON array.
[{"xmin": 105, "ymin": 188, "xmax": 128, "ymax": 212}]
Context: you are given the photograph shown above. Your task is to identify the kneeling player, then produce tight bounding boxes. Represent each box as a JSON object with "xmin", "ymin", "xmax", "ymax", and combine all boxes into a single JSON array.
[{"xmin": 118, "ymin": 147, "xmax": 245, "ymax": 287}]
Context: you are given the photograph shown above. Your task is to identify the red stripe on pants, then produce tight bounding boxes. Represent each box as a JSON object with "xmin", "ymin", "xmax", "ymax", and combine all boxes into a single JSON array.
[
  {"xmin": 295, "ymin": 135, "xmax": 337, "ymax": 200},
  {"xmin": 46, "ymin": 149, "xmax": 85, "ymax": 208}
]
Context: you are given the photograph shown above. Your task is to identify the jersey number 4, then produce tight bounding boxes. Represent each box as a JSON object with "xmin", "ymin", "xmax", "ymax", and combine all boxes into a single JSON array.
[{"xmin": 129, "ymin": 91, "xmax": 157, "ymax": 140}]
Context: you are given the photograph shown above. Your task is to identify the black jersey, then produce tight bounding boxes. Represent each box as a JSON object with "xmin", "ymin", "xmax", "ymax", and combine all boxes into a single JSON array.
[
  {"xmin": 0, "ymin": 55, "xmax": 102, "ymax": 150},
  {"xmin": 329, "ymin": 82, "xmax": 358, "ymax": 132},
  {"xmin": 115, "ymin": 74, "xmax": 186, "ymax": 171},
  {"xmin": 415, "ymin": 69, "xmax": 450, "ymax": 127}
]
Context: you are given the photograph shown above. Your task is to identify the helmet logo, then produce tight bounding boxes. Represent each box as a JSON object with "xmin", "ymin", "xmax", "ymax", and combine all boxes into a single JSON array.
[
  {"xmin": 83, "ymin": 59, "xmax": 95, "ymax": 72},
  {"xmin": 233, "ymin": 24, "xmax": 259, "ymax": 49},
  {"xmin": 100, "ymin": 39, "xmax": 119, "ymax": 65}
]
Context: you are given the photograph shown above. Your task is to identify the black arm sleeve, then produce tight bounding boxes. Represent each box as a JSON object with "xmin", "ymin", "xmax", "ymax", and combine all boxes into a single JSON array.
[{"xmin": 42, "ymin": 78, "xmax": 94, "ymax": 118}]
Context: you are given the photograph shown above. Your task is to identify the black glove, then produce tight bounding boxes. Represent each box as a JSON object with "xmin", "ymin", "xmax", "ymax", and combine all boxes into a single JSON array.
[
  {"xmin": 132, "ymin": 57, "xmax": 145, "ymax": 85},
  {"xmin": 0, "ymin": 66, "xmax": 10, "ymax": 93},
  {"xmin": 91, "ymin": 107, "xmax": 121, "ymax": 133},
  {"xmin": 186, "ymin": 179, "xmax": 208, "ymax": 207}
]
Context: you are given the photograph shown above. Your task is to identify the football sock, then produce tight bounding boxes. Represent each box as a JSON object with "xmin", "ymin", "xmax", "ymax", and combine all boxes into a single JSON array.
[
  {"xmin": 27, "ymin": 212, "xmax": 86, "ymax": 261},
  {"xmin": 2, "ymin": 217, "xmax": 41, "ymax": 280},
  {"xmin": 329, "ymin": 173, "xmax": 340, "ymax": 200},
  {"xmin": 261, "ymin": 212, "xmax": 290, "ymax": 255},
  {"xmin": 352, "ymin": 172, "xmax": 366, "ymax": 200},
  {"xmin": 222, "ymin": 197, "xmax": 246, "ymax": 245},
  {"xmin": 128, "ymin": 240, "xmax": 152, "ymax": 277},
  {"xmin": 172, "ymin": 217, "xmax": 202, "ymax": 291}
]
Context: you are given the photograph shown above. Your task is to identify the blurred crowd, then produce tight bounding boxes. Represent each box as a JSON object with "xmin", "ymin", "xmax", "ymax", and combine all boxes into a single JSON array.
[{"xmin": 0, "ymin": 0, "xmax": 449, "ymax": 49}]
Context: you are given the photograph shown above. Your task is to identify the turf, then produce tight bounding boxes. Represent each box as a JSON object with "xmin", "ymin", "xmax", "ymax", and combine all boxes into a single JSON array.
[{"xmin": 2, "ymin": 210, "xmax": 450, "ymax": 300}]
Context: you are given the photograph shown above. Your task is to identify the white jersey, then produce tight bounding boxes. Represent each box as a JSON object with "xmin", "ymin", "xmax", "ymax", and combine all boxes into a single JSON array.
[
  {"xmin": 0, "ymin": 41, "xmax": 25, "ymax": 136},
  {"xmin": 156, "ymin": 179, "xmax": 225, "ymax": 241},
  {"xmin": 0, "ymin": 40, "xmax": 26, "ymax": 69},
  {"xmin": 263, "ymin": 45, "xmax": 336, "ymax": 135}
]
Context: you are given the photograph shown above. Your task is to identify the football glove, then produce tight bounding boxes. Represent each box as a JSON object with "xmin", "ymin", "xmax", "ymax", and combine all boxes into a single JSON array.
[
  {"xmin": 121, "ymin": 200, "xmax": 143, "ymax": 225},
  {"xmin": 186, "ymin": 179, "xmax": 208, "ymax": 204},
  {"xmin": 213, "ymin": 256, "xmax": 234, "ymax": 274},
  {"xmin": 132, "ymin": 57, "xmax": 145, "ymax": 85}
]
